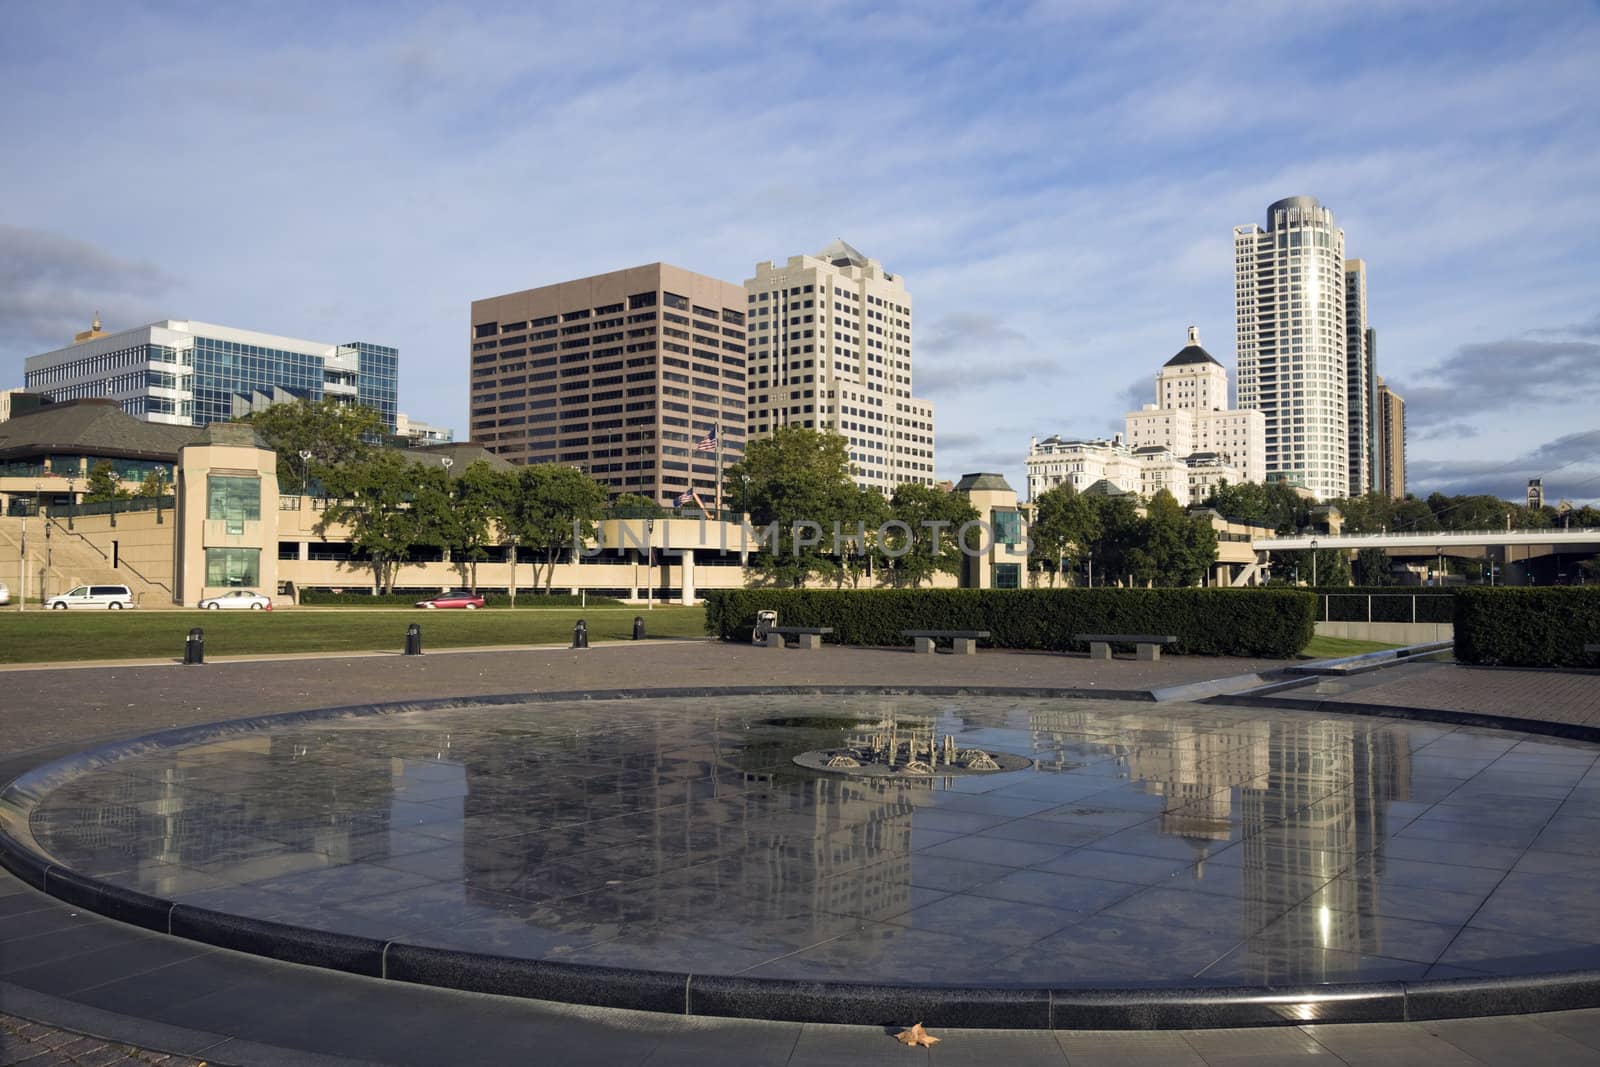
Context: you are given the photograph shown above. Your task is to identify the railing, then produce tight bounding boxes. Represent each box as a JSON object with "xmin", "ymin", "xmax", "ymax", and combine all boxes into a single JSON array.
[
  {"xmin": 603, "ymin": 506, "xmax": 744, "ymax": 524},
  {"xmin": 1316, "ymin": 593, "xmax": 1454, "ymax": 624},
  {"xmin": 56, "ymin": 495, "xmax": 175, "ymax": 518},
  {"xmin": 44, "ymin": 514, "xmax": 174, "ymax": 598},
  {"xmin": 1262, "ymin": 527, "xmax": 1600, "ymax": 543}
]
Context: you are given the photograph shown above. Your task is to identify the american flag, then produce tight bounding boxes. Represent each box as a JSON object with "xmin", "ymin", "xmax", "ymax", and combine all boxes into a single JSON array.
[
  {"xmin": 675, "ymin": 489, "xmax": 697, "ymax": 506},
  {"xmin": 695, "ymin": 426, "xmax": 718, "ymax": 453}
]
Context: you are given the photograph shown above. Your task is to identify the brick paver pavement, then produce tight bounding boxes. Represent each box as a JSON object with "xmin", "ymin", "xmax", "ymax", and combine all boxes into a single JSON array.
[
  {"xmin": 0, "ymin": 640, "xmax": 1294, "ymax": 759},
  {"xmin": 1315, "ymin": 660, "xmax": 1600, "ymax": 727},
  {"xmin": 0, "ymin": 1014, "xmax": 210, "ymax": 1067},
  {"xmin": 4, "ymin": 642, "xmax": 1600, "ymax": 1065}
]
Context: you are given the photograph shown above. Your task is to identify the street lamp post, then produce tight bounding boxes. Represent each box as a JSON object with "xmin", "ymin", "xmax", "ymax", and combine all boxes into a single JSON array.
[
  {"xmin": 108, "ymin": 471, "xmax": 120, "ymax": 528},
  {"xmin": 298, "ymin": 450, "xmax": 313, "ymax": 496},
  {"xmin": 643, "ymin": 521, "xmax": 656, "ymax": 614},
  {"xmin": 65, "ymin": 479, "xmax": 75, "ymax": 530},
  {"xmin": 1310, "ymin": 538, "xmax": 1318, "ymax": 588}
]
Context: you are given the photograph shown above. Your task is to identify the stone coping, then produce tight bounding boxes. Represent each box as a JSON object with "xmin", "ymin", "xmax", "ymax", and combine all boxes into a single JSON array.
[{"xmin": 4, "ymin": 684, "xmax": 1600, "ymax": 1031}]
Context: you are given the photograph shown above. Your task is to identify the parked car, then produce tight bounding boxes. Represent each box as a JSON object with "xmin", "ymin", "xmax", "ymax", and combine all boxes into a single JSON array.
[
  {"xmin": 415, "ymin": 590, "xmax": 485, "ymax": 610},
  {"xmin": 46, "ymin": 584, "xmax": 136, "ymax": 610},
  {"xmin": 0, "ymin": 582, "xmax": 9, "ymax": 606},
  {"xmin": 198, "ymin": 590, "xmax": 273, "ymax": 611}
]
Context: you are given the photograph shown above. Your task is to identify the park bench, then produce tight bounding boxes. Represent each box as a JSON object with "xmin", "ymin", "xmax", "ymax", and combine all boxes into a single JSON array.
[
  {"xmin": 902, "ymin": 629, "xmax": 990, "ymax": 656},
  {"xmin": 1078, "ymin": 633, "xmax": 1179, "ymax": 662},
  {"xmin": 767, "ymin": 626, "xmax": 833, "ymax": 650}
]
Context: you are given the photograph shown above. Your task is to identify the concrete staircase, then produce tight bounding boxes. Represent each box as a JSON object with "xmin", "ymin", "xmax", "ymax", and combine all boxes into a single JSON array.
[{"xmin": 0, "ymin": 516, "xmax": 174, "ymax": 606}]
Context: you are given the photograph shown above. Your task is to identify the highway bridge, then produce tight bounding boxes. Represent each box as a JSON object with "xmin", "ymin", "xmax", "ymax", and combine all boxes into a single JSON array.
[{"xmin": 1248, "ymin": 528, "xmax": 1600, "ymax": 586}]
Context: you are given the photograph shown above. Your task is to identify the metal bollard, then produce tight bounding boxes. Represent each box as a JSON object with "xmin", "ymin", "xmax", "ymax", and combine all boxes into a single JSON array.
[
  {"xmin": 632, "ymin": 615, "xmax": 645, "ymax": 640},
  {"xmin": 572, "ymin": 618, "xmax": 589, "ymax": 649},
  {"xmin": 405, "ymin": 623, "xmax": 422, "ymax": 656},
  {"xmin": 183, "ymin": 627, "xmax": 204, "ymax": 666}
]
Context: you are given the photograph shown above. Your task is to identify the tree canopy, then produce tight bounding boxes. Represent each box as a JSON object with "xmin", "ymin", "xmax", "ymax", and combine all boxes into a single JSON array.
[
  {"xmin": 237, "ymin": 398, "xmax": 385, "ymax": 491},
  {"xmin": 882, "ymin": 482, "xmax": 979, "ymax": 588},
  {"xmin": 729, "ymin": 427, "xmax": 859, "ymax": 587},
  {"xmin": 496, "ymin": 464, "xmax": 609, "ymax": 594},
  {"xmin": 82, "ymin": 460, "xmax": 133, "ymax": 503}
]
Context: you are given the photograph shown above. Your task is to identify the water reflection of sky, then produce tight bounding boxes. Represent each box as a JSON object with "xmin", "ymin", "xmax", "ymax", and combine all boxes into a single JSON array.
[{"xmin": 26, "ymin": 696, "xmax": 1600, "ymax": 987}]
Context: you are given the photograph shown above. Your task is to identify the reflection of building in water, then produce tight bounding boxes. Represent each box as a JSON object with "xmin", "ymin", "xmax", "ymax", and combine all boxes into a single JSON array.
[
  {"xmin": 458, "ymin": 714, "xmax": 924, "ymax": 928},
  {"xmin": 1239, "ymin": 721, "xmax": 1411, "ymax": 984},
  {"xmin": 1027, "ymin": 706, "xmax": 1412, "ymax": 984},
  {"xmin": 1029, "ymin": 707, "xmax": 1272, "ymax": 847},
  {"xmin": 43, "ymin": 733, "xmax": 407, "ymax": 897},
  {"xmin": 1126, "ymin": 720, "xmax": 1271, "ymax": 848}
]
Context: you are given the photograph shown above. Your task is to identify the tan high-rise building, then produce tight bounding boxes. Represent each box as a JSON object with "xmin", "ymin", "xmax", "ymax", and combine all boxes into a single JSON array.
[
  {"xmin": 1344, "ymin": 259, "xmax": 1373, "ymax": 494},
  {"xmin": 470, "ymin": 264, "xmax": 748, "ymax": 506},
  {"xmin": 744, "ymin": 240, "xmax": 935, "ymax": 493},
  {"xmin": 1376, "ymin": 376, "xmax": 1406, "ymax": 500}
]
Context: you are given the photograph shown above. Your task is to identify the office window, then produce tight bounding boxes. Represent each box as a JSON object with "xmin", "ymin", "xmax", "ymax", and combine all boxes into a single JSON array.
[
  {"xmin": 205, "ymin": 547, "xmax": 260, "ymax": 587},
  {"xmin": 206, "ymin": 475, "xmax": 261, "ymax": 522}
]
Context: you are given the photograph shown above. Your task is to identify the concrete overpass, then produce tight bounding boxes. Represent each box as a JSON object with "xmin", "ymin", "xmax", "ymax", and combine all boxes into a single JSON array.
[{"xmin": 1251, "ymin": 528, "xmax": 1600, "ymax": 586}]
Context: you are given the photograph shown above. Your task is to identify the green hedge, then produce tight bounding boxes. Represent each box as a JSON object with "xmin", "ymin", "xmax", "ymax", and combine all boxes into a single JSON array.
[
  {"xmin": 704, "ymin": 588, "xmax": 1314, "ymax": 658},
  {"xmin": 297, "ymin": 589, "xmax": 623, "ymax": 608},
  {"xmin": 1454, "ymin": 588, "xmax": 1600, "ymax": 667}
]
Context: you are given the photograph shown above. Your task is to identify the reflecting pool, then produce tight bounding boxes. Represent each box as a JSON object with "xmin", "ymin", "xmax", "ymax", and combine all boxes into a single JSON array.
[{"xmin": 24, "ymin": 695, "xmax": 1600, "ymax": 987}]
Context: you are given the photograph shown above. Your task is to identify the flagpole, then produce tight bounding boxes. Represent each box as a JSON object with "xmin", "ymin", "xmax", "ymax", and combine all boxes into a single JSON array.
[{"xmin": 714, "ymin": 422, "xmax": 724, "ymax": 520}]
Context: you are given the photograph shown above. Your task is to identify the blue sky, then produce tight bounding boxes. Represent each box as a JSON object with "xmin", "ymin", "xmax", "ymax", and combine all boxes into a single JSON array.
[{"xmin": 3, "ymin": 1, "xmax": 1598, "ymax": 504}]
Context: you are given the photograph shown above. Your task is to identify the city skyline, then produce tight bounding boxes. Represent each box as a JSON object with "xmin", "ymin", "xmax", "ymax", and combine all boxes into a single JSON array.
[{"xmin": 2, "ymin": 3, "xmax": 1597, "ymax": 504}]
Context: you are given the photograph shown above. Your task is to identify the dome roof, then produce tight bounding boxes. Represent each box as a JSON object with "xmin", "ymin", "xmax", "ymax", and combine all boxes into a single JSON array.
[{"xmin": 1164, "ymin": 325, "xmax": 1222, "ymax": 368}]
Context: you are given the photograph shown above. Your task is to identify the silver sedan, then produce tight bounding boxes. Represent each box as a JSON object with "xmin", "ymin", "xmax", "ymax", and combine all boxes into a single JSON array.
[{"xmin": 198, "ymin": 590, "xmax": 273, "ymax": 611}]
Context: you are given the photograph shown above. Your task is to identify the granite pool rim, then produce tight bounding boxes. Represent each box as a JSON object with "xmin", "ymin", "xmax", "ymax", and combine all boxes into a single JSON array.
[{"xmin": 4, "ymin": 683, "xmax": 1600, "ymax": 1031}]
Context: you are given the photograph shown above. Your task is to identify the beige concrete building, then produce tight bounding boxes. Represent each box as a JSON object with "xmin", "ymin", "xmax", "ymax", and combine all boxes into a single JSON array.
[
  {"xmin": 1124, "ymin": 326, "xmax": 1265, "ymax": 484},
  {"xmin": 470, "ymin": 264, "xmax": 748, "ymax": 507},
  {"xmin": 394, "ymin": 413, "xmax": 453, "ymax": 444},
  {"xmin": 744, "ymin": 240, "xmax": 934, "ymax": 494},
  {"xmin": 173, "ymin": 424, "xmax": 280, "ymax": 605},
  {"xmin": 951, "ymin": 473, "xmax": 1027, "ymax": 589},
  {"xmin": 1376, "ymin": 376, "xmax": 1406, "ymax": 500}
]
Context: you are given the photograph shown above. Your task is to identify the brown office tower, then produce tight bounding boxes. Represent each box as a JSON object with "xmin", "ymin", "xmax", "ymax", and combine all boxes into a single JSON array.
[{"xmin": 470, "ymin": 264, "xmax": 747, "ymax": 506}]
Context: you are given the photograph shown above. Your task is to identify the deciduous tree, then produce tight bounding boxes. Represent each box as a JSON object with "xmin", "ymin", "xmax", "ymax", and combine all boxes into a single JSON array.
[
  {"xmin": 727, "ymin": 427, "xmax": 857, "ymax": 588},
  {"xmin": 237, "ymin": 398, "xmax": 384, "ymax": 491},
  {"xmin": 497, "ymin": 464, "xmax": 608, "ymax": 594}
]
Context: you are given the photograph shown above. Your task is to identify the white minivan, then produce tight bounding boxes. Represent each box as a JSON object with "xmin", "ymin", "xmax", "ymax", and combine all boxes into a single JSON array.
[{"xmin": 46, "ymin": 584, "xmax": 136, "ymax": 610}]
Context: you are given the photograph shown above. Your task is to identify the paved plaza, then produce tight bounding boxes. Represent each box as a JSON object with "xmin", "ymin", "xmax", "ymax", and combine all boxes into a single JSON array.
[{"xmin": 4, "ymin": 641, "xmax": 1600, "ymax": 1064}]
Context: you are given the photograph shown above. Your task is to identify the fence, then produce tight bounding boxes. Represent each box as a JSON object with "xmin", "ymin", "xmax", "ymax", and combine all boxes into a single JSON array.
[{"xmin": 1316, "ymin": 593, "xmax": 1454, "ymax": 624}]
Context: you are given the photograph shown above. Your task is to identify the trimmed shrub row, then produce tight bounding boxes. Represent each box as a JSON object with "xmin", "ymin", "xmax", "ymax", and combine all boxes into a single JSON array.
[
  {"xmin": 704, "ymin": 588, "xmax": 1315, "ymax": 659},
  {"xmin": 1454, "ymin": 588, "xmax": 1600, "ymax": 668},
  {"xmin": 297, "ymin": 589, "xmax": 623, "ymax": 608}
]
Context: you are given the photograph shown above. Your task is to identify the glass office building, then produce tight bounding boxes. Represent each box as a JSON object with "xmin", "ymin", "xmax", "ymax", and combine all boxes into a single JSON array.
[{"xmin": 24, "ymin": 320, "xmax": 397, "ymax": 432}]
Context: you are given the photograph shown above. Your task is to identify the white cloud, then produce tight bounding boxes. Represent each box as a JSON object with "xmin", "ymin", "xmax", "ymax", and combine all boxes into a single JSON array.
[{"xmin": 0, "ymin": 1, "xmax": 1595, "ymax": 506}]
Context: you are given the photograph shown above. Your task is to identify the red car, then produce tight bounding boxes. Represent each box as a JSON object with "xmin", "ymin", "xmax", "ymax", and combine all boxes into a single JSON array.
[{"xmin": 415, "ymin": 590, "xmax": 485, "ymax": 610}]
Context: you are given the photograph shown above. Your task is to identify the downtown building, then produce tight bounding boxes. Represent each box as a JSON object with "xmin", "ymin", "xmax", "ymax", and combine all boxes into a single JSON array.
[
  {"xmin": 23, "ymin": 317, "xmax": 398, "ymax": 431},
  {"xmin": 1025, "ymin": 434, "xmax": 1240, "ymax": 508},
  {"xmin": 1124, "ymin": 326, "xmax": 1265, "ymax": 485},
  {"xmin": 1375, "ymin": 376, "xmax": 1406, "ymax": 499},
  {"xmin": 744, "ymin": 240, "xmax": 935, "ymax": 494},
  {"xmin": 469, "ymin": 264, "xmax": 748, "ymax": 506},
  {"xmin": 1234, "ymin": 196, "xmax": 1378, "ymax": 500}
]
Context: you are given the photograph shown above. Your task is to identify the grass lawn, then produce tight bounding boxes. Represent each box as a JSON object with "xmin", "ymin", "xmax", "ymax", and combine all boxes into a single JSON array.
[
  {"xmin": 0, "ymin": 606, "xmax": 706, "ymax": 664},
  {"xmin": 1299, "ymin": 635, "xmax": 1402, "ymax": 660}
]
